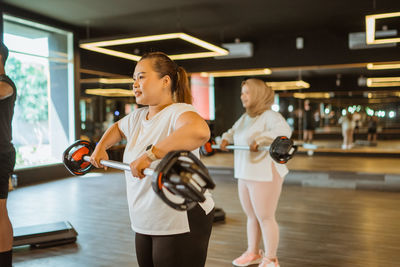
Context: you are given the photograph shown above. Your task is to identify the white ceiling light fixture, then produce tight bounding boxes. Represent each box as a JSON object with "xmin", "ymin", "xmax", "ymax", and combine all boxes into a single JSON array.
[
  {"xmin": 80, "ymin": 32, "xmax": 229, "ymax": 61},
  {"xmin": 80, "ymin": 68, "xmax": 126, "ymax": 77},
  {"xmin": 81, "ymin": 78, "xmax": 133, "ymax": 84},
  {"xmin": 199, "ymin": 68, "xmax": 271, "ymax": 78},
  {"xmin": 366, "ymin": 62, "xmax": 400, "ymax": 70},
  {"xmin": 365, "ymin": 12, "xmax": 400, "ymax": 44},
  {"xmin": 85, "ymin": 88, "xmax": 134, "ymax": 97},
  {"xmin": 266, "ymin": 80, "xmax": 310, "ymax": 91},
  {"xmin": 293, "ymin": 92, "xmax": 331, "ymax": 99},
  {"xmin": 366, "ymin": 77, "xmax": 400, "ymax": 87}
]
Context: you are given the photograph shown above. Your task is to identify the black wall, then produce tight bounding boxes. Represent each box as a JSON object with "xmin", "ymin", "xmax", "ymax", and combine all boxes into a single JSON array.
[
  {"xmin": 213, "ymin": 77, "xmax": 244, "ymax": 136},
  {"xmin": 178, "ymin": 30, "xmax": 400, "ymax": 72}
]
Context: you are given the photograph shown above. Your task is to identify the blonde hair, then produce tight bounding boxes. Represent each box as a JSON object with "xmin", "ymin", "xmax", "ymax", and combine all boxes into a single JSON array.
[
  {"xmin": 139, "ymin": 52, "xmax": 192, "ymax": 104},
  {"xmin": 241, "ymin": 78, "xmax": 274, "ymax": 117}
]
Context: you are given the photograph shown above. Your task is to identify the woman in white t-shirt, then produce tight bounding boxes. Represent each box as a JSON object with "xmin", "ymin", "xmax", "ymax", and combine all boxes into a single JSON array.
[
  {"xmin": 220, "ymin": 79, "xmax": 291, "ymax": 267},
  {"xmin": 338, "ymin": 113, "xmax": 356, "ymax": 149},
  {"xmin": 90, "ymin": 52, "xmax": 214, "ymax": 267}
]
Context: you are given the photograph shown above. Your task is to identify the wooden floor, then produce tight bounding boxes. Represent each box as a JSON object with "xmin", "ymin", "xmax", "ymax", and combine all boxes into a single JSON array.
[{"xmin": 8, "ymin": 170, "xmax": 400, "ymax": 267}]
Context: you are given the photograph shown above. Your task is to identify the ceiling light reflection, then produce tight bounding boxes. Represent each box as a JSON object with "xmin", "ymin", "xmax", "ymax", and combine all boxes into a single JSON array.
[
  {"xmin": 267, "ymin": 80, "xmax": 310, "ymax": 91},
  {"xmin": 85, "ymin": 88, "xmax": 134, "ymax": 97},
  {"xmin": 367, "ymin": 62, "xmax": 400, "ymax": 70},
  {"xmin": 367, "ymin": 77, "xmax": 400, "ymax": 87},
  {"xmin": 200, "ymin": 68, "xmax": 271, "ymax": 77},
  {"xmin": 365, "ymin": 12, "xmax": 400, "ymax": 44}
]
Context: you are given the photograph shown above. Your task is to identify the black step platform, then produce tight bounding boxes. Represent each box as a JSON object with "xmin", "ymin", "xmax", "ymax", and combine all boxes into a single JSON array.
[{"xmin": 13, "ymin": 221, "xmax": 78, "ymax": 248}]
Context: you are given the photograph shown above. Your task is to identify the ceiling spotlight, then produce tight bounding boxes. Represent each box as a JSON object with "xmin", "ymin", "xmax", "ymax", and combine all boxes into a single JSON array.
[
  {"xmin": 358, "ymin": 76, "xmax": 367, "ymax": 87},
  {"xmin": 296, "ymin": 37, "xmax": 304, "ymax": 49},
  {"xmin": 336, "ymin": 74, "xmax": 341, "ymax": 87}
]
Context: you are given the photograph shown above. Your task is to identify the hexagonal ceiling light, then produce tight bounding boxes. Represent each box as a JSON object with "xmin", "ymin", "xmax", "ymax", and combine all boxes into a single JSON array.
[{"xmin": 80, "ymin": 32, "xmax": 229, "ymax": 61}]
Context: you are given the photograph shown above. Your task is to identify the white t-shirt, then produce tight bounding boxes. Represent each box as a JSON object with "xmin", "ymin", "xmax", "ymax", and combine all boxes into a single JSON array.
[
  {"xmin": 339, "ymin": 116, "xmax": 356, "ymax": 132},
  {"xmin": 118, "ymin": 103, "xmax": 214, "ymax": 235},
  {"xmin": 221, "ymin": 110, "xmax": 292, "ymax": 181}
]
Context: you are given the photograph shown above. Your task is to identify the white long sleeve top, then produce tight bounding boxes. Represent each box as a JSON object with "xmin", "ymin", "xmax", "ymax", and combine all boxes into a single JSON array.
[{"xmin": 221, "ymin": 110, "xmax": 292, "ymax": 181}]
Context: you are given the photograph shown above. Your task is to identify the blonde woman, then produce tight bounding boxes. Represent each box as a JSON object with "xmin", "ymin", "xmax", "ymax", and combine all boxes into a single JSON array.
[{"xmin": 220, "ymin": 79, "xmax": 291, "ymax": 267}]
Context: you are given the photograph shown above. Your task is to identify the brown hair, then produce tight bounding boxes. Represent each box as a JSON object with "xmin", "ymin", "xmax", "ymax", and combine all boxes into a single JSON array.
[
  {"xmin": 139, "ymin": 52, "xmax": 192, "ymax": 104},
  {"xmin": 241, "ymin": 78, "xmax": 274, "ymax": 117}
]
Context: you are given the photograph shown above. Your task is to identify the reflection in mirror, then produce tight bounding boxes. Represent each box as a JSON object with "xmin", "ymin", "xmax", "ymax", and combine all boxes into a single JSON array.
[{"xmin": 278, "ymin": 90, "xmax": 400, "ymax": 153}]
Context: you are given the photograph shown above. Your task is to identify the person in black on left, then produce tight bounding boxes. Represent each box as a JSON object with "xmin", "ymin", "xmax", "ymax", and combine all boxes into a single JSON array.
[
  {"xmin": 302, "ymin": 99, "xmax": 315, "ymax": 144},
  {"xmin": 0, "ymin": 41, "xmax": 17, "ymax": 267}
]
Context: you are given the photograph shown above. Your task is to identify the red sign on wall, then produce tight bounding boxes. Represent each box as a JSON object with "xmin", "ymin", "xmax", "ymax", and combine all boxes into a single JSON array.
[{"xmin": 191, "ymin": 74, "xmax": 212, "ymax": 120}]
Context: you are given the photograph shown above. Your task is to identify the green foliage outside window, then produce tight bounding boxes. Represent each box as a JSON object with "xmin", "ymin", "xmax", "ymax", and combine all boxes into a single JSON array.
[
  {"xmin": 5, "ymin": 56, "xmax": 48, "ymax": 123},
  {"xmin": 5, "ymin": 56, "xmax": 49, "ymax": 167}
]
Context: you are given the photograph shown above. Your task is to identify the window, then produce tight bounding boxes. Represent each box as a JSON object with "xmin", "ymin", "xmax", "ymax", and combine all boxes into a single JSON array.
[{"xmin": 3, "ymin": 15, "xmax": 75, "ymax": 169}]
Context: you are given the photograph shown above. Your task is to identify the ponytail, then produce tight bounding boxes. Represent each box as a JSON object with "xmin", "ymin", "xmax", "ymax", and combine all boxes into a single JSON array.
[
  {"xmin": 139, "ymin": 52, "xmax": 192, "ymax": 104},
  {"xmin": 175, "ymin": 66, "xmax": 192, "ymax": 104}
]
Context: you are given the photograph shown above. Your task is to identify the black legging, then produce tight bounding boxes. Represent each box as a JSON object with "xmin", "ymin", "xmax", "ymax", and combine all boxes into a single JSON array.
[{"xmin": 135, "ymin": 204, "xmax": 214, "ymax": 267}]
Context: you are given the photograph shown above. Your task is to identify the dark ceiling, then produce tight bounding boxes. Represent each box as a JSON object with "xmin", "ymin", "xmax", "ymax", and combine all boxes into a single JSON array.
[
  {"xmin": 3, "ymin": 0, "xmax": 398, "ymax": 39},
  {"xmin": 2, "ymin": 0, "xmax": 400, "ymax": 87}
]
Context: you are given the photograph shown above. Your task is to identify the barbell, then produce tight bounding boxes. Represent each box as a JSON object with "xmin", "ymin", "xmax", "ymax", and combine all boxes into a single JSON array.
[
  {"xmin": 201, "ymin": 136, "xmax": 297, "ymax": 164},
  {"xmin": 62, "ymin": 140, "xmax": 215, "ymax": 211}
]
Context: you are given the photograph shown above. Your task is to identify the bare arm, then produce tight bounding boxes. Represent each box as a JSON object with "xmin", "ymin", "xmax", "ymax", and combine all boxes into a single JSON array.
[
  {"xmin": 89, "ymin": 122, "xmax": 126, "ymax": 169},
  {"xmin": 152, "ymin": 111, "xmax": 210, "ymax": 158},
  {"xmin": 0, "ymin": 62, "xmax": 13, "ymax": 99},
  {"xmin": 0, "ymin": 82, "xmax": 13, "ymax": 100},
  {"xmin": 130, "ymin": 111, "xmax": 210, "ymax": 178}
]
